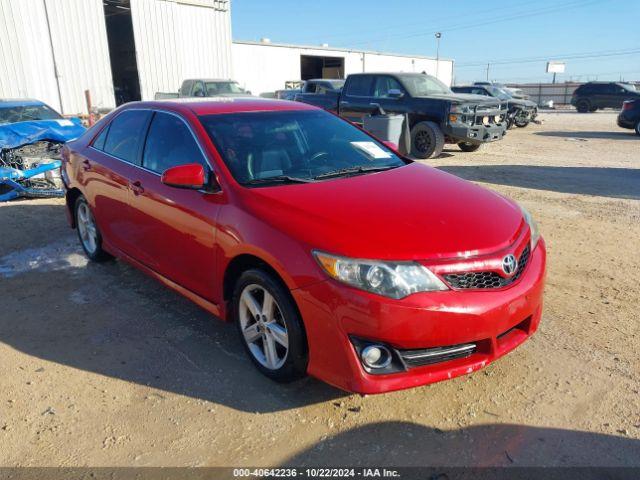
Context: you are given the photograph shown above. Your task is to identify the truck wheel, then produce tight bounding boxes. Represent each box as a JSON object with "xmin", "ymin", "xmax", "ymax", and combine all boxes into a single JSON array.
[
  {"xmin": 458, "ymin": 142, "xmax": 482, "ymax": 152},
  {"xmin": 410, "ymin": 121, "xmax": 445, "ymax": 159},
  {"xmin": 589, "ymin": 106, "xmax": 598, "ymax": 112},
  {"xmin": 576, "ymin": 100, "xmax": 590, "ymax": 113},
  {"xmin": 514, "ymin": 118, "xmax": 530, "ymax": 128},
  {"xmin": 635, "ymin": 121, "xmax": 640, "ymax": 137}
]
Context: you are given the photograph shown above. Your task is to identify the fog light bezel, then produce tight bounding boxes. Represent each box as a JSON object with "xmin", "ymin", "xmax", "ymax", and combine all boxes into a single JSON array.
[
  {"xmin": 361, "ymin": 344, "xmax": 393, "ymax": 369},
  {"xmin": 350, "ymin": 336, "xmax": 406, "ymax": 375}
]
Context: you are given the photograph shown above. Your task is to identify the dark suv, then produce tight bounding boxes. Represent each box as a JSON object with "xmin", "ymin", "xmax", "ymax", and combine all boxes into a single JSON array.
[{"xmin": 571, "ymin": 82, "xmax": 640, "ymax": 112}]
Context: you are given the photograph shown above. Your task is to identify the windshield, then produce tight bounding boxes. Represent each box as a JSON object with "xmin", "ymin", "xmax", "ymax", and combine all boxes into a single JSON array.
[
  {"xmin": 398, "ymin": 74, "xmax": 451, "ymax": 96},
  {"xmin": 486, "ymin": 86, "xmax": 513, "ymax": 101},
  {"xmin": 0, "ymin": 104, "xmax": 62, "ymax": 124},
  {"xmin": 200, "ymin": 110, "xmax": 406, "ymax": 185},
  {"xmin": 621, "ymin": 83, "xmax": 637, "ymax": 92},
  {"xmin": 327, "ymin": 80, "xmax": 345, "ymax": 90},
  {"xmin": 205, "ymin": 81, "xmax": 246, "ymax": 95}
]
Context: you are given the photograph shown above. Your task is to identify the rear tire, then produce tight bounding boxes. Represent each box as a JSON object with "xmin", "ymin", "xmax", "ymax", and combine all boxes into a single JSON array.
[
  {"xmin": 576, "ymin": 100, "xmax": 590, "ymax": 113},
  {"xmin": 74, "ymin": 196, "xmax": 111, "ymax": 262},
  {"xmin": 515, "ymin": 119, "xmax": 530, "ymax": 128},
  {"xmin": 410, "ymin": 121, "xmax": 445, "ymax": 159},
  {"xmin": 635, "ymin": 121, "xmax": 640, "ymax": 137},
  {"xmin": 589, "ymin": 106, "xmax": 598, "ymax": 112},
  {"xmin": 458, "ymin": 142, "xmax": 482, "ymax": 152},
  {"xmin": 232, "ymin": 269, "xmax": 308, "ymax": 383}
]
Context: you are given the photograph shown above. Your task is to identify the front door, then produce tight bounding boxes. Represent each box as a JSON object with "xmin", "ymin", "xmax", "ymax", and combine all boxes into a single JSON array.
[{"xmin": 127, "ymin": 110, "xmax": 221, "ymax": 301}]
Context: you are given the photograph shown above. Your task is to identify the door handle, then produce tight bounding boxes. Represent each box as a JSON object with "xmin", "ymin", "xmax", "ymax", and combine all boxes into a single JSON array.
[
  {"xmin": 82, "ymin": 159, "xmax": 91, "ymax": 171},
  {"xmin": 130, "ymin": 180, "xmax": 144, "ymax": 196},
  {"xmin": 339, "ymin": 101, "xmax": 350, "ymax": 106}
]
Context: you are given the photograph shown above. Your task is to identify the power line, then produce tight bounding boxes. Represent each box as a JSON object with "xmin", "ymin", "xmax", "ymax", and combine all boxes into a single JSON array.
[
  {"xmin": 344, "ymin": 0, "xmax": 605, "ymax": 47},
  {"xmin": 455, "ymin": 48, "xmax": 640, "ymax": 68}
]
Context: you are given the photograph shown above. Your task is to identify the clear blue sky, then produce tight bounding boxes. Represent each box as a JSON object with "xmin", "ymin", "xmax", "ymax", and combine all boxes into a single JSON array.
[{"xmin": 231, "ymin": 0, "xmax": 640, "ymax": 84}]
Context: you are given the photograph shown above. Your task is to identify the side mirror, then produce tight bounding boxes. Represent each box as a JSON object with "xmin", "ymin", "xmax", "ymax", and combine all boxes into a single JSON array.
[
  {"xmin": 388, "ymin": 89, "xmax": 404, "ymax": 99},
  {"xmin": 161, "ymin": 163, "xmax": 206, "ymax": 190},
  {"xmin": 382, "ymin": 140, "xmax": 398, "ymax": 151}
]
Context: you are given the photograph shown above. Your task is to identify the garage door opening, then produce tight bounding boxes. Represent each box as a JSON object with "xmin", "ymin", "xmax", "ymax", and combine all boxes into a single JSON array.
[
  {"xmin": 103, "ymin": 0, "xmax": 141, "ymax": 105},
  {"xmin": 300, "ymin": 55, "xmax": 344, "ymax": 80}
]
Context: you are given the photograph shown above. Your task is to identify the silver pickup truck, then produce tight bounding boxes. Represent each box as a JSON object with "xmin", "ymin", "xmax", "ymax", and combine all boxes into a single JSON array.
[{"xmin": 155, "ymin": 79, "xmax": 252, "ymax": 100}]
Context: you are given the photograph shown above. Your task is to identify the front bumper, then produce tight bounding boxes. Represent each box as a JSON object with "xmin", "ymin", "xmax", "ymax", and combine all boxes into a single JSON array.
[
  {"xmin": 445, "ymin": 122, "xmax": 507, "ymax": 144},
  {"xmin": 292, "ymin": 239, "xmax": 546, "ymax": 394}
]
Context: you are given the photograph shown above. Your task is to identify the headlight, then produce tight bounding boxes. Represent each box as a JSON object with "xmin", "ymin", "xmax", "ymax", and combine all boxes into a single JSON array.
[
  {"xmin": 519, "ymin": 204, "xmax": 540, "ymax": 249},
  {"xmin": 313, "ymin": 251, "xmax": 448, "ymax": 299}
]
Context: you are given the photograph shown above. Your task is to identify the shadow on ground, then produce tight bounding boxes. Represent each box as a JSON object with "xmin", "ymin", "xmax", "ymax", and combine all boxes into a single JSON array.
[
  {"xmin": 0, "ymin": 203, "xmax": 344, "ymax": 414},
  {"xmin": 437, "ymin": 165, "xmax": 640, "ymax": 200},
  {"xmin": 282, "ymin": 421, "xmax": 640, "ymax": 470},
  {"xmin": 535, "ymin": 130, "xmax": 638, "ymax": 140}
]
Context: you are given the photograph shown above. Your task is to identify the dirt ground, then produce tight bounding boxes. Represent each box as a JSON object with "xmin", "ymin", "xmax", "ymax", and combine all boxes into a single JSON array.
[{"xmin": 0, "ymin": 112, "xmax": 638, "ymax": 467}]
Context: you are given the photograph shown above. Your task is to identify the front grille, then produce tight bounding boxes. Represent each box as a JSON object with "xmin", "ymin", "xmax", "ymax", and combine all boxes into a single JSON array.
[
  {"xmin": 399, "ymin": 343, "xmax": 476, "ymax": 368},
  {"xmin": 444, "ymin": 245, "xmax": 531, "ymax": 290}
]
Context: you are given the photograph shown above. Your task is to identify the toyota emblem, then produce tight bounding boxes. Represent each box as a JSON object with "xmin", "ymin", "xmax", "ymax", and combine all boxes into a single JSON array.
[{"xmin": 502, "ymin": 254, "xmax": 518, "ymax": 276}]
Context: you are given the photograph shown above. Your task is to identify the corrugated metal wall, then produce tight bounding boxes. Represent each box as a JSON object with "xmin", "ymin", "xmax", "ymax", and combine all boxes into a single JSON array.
[
  {"xmin": 130, "ymin": 0, "xmax": 232, "ymax": 100},
  {"xmin": 0, "ymin": 0, "xmax": 114, "ymax": 114}
]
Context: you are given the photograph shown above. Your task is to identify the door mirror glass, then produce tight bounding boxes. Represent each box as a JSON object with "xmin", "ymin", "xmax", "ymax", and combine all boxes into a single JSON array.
[
  {"xmin": 388, "ymin": 89, "xmax": 404, "ymax": 99},
  {"xmin": 161, "ymin": 163, "xmax": 206, "ymax": 189}
]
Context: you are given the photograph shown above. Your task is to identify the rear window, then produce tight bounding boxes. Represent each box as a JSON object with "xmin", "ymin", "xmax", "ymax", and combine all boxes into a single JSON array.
[
  {"xmin": 103, "ymin": 110, "xmax": 152, "ymax": 164},
  {"xmin": 345, "ymin": 76, "xmax": 374, "ymax": 96}
]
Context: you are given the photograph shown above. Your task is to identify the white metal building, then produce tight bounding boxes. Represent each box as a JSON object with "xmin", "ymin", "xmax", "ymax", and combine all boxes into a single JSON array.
[
  {"xmin": 0, "ymin": 0, "xmax": 232, "ymax": 115},
  {"xmin": 1, "ymin": 0, "xmax": 454, "ymax": 114},
  {"xmin": 233, "ymin": 40, "xmax": 455, "ymax": 96}
]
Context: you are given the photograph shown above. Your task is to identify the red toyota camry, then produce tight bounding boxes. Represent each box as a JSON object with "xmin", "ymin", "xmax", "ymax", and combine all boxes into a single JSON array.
[{"xmin": 61, "ymin": 98, "xmax": 546, "ymax": 394}]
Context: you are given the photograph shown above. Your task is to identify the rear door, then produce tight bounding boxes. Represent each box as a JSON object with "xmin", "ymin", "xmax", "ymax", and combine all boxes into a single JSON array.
[
  {"xmin": 339, "ymin": 75, "xmax": 376, "ymax": 124},
  {"xmin": 127, "ymin": 110, "xmax": 221, "ymax": 301},
  {"xmin": 84, "ymin": 109, "xmax": 152, "ymax": 256}
]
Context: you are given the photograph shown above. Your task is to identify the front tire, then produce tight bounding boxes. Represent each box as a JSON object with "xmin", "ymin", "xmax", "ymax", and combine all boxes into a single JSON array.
[
  {"xmin": 410, "ymin": 121, "xmax": 445, "ymax": 159},
  {"xmin": 458, "ymin": 142, "xmax": 482, "ymax": 152},
  {"xmin": 74, "ymin": 196, "xmax": 111, "ymax": 262},
  {"xmin": 233, "ymin": 269, "xmax": 308, "ymax": 382}
]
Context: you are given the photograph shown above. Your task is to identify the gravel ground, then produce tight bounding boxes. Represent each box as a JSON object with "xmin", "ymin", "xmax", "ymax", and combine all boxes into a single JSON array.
[{"xmin": 0, "ymin": 112, "xmax": 638, "ymax": 467}]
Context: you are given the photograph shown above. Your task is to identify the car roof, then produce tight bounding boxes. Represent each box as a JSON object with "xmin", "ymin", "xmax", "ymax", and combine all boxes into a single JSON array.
[
  {"xmin": 0, "ymin": 98, "xmax": 46, "ymax": 108},
  {"xmin": 123, "ymin": 97, "xmax": 318, "ymax": 116}
]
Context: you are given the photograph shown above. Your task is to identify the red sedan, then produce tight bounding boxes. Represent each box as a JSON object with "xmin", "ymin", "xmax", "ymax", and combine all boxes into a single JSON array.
[{"xmin": 61, "ymin": 98, "xmax": 546, "ymax": 394}]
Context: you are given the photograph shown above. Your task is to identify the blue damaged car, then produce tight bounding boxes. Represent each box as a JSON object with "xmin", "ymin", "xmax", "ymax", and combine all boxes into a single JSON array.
[{"xmin": 0, "ymin": 99, "xmax": 86, "ymax": 201}]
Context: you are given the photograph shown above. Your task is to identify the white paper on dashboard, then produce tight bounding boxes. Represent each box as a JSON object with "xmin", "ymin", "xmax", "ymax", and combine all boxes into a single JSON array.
[
  {"xmin": 56, "ymin": 119, "xmax": 74, "ymax": 127},
  {"xmin": 350, "ymin": 141, "xmax": 392, "ymax": 159}
]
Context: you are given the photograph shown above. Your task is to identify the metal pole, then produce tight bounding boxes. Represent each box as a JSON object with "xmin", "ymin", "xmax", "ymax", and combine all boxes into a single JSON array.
[
  {"xmin": 486, "ymin": 63, "xmax": 490, "ymax": 81},
  {"xmin": 552, "ymin": 72, "xmax": 557, "ymax": 84},
  {"xmin": 435, "ymin": 32, "xmax": 441, "ymax": 79}
]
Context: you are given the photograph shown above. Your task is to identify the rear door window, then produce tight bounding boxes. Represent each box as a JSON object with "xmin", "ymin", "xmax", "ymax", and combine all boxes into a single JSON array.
[
  {"xmin": 345, "ymin": 76, "xmax": 374, "ymax": 97},
  {"xmin": 142, "ymin": 111, "xmax": 207, "ymax": 174},
  {"xmin": 103, "ymin": 110, "xmax": 152, "ymax": 164}
]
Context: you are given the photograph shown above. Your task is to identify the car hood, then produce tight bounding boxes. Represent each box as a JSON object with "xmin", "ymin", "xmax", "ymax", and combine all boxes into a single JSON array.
[
  {"xmin": 415, "ymin": 93, "xmax": 503, "ymax": 107},
  {"xmin": 244, "ymin": 163, "xmax": 525, "ymax": 261},
  {"xmin": 508, "ymin": 98, "xmax": 538, "ymax": 108},
  {"xmin": 0, "ymin": 118, "xmax": 86, "ymax": 150}
]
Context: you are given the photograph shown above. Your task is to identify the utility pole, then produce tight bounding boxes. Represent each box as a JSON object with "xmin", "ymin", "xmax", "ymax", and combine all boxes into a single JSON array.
[
  {"xmin": 435, "ymin": 32, "xmax": 442, "ymax": 79},
  {"xmin": 486, "ymin": 63, "xmax": 490, "ymax": 81}
]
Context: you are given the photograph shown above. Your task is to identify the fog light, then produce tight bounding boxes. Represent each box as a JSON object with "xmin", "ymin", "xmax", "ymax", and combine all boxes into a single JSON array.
[{"xmin": 361, "ymin": 345, "xmax": 392, "ymax": 369}]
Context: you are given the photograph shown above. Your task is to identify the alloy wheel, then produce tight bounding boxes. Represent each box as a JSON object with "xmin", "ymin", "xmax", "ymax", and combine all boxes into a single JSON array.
[
  {"xmin": 238, "ymin": 284, "xmax": 289, "ymax": 370},
  {"xmin": 77, "ymin": 202, "xmax": 98, "ymax": 254},
  {"xmin": 414, "ymin": 130, "xmax": 432, "ymax": 153}
]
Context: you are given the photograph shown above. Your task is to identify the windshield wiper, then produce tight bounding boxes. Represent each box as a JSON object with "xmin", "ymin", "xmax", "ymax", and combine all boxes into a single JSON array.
[
  {"xmin": 242, "ymin": 175, "xmax": 316, "ymax": 186},
  {"xmin": 314, "ymin": 164, "xmax": 400, "ymax": 180}
]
